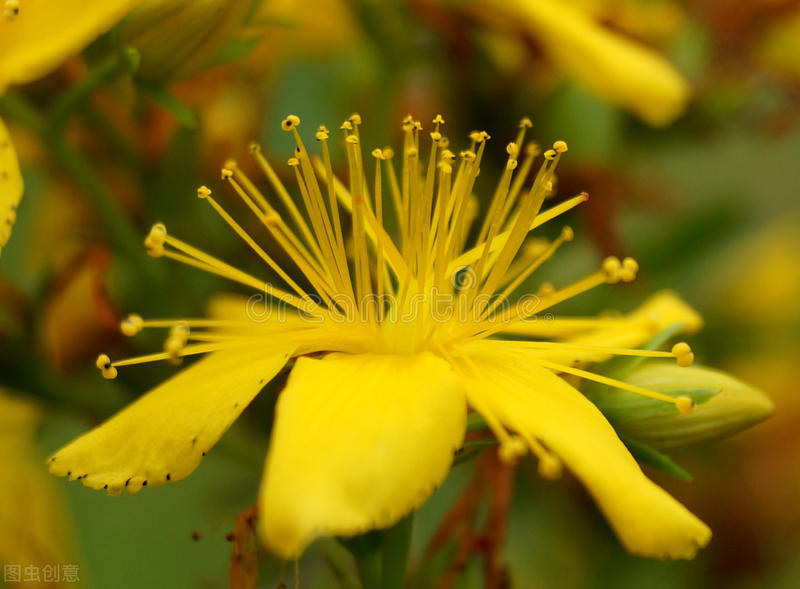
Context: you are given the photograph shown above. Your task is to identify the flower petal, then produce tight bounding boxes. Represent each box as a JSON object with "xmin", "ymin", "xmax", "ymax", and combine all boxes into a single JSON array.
[
  {"xmin": 0, "ymin": 118, "xmax": 23, "ymax": 256},
  {"xmin": 495, "ymin": 0, "xmax": 690, "ymax": 126},
  {"xmin": 48, "ymin": 347, "xmax": 292, "ymax": 495},
  {"xmin": 463, "ymin": 342, "xmax": 711, "ymax": 559},
  {"xmin": 0, "ymin": 0, "xmax": 135, "ymax": 92},
  {"xmin": 501, "ymin": 290, "xmax": 702, "ymax": 365},
  {"xmin": 259, "ymin": 352, "xmax": 466, "ymax": 558}
]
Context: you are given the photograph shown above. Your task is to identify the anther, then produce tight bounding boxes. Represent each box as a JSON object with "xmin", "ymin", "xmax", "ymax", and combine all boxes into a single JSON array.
[
  {"xmin": 462, "ymin": 150, "xmax": 476, "ymax": 162},
  {"xmin": 537, "ymin": 282, "xmax": 555, "ymax": 297},
  {"xmin": 430, "ymin": 131, "xmax": 442, "ymax": 142},
  {"xmin": 519, "ymin": 117, "xmax": 533, "ymax": 128},
  {"xmin": 96, "ymin": 354, "xmax": 118, "ymax": 379},
  {"xmin": 340, "ymin": 121, "xmax": 353, "ymax": 131},
  {"xmin": 602, "ymin": 257, "xmax": 622, "ymax": 283},
  {"xmin": 406, "ymin": 146, "xmax": 418, "ymax": 157},
  {"xmin": 221, "ymin": 168, "xmax": 233, "ymax": 180},
  {"xmin": 371, "ymin": 148, "xmax": 384, "ymax": 159},
  {"xmin": 223, "ymin": 158, "xmax": 237, "ymax": 170},
  {"xmin": 553, "ymin": 140, "xmax": 568, "ymax": 153},
  {"xmin": 433, "ymin": 114, "xmax": 445, "ymax": 125},
  {"xmin": 506, "ymin": 159, "xmax": 518, "ymax": 171},
  {"xmin": 498, "ymin": 436, "xmax": 527, "ymax": 465},
  {"xmin": 441, "ymin": 149, "xmax": 456, "ymax": 162},
  {"xmin": 469, "ymin": 131, "xmax": 483, "ymax": 143},
  {"xmin": 144, "ymin": 223, "xmax": 167, "ymax": 257},
  {"xmin": 248, "ymin": 142, "xmax": 261, "ymax": 154},
  {"xmin": 382, "ymin": 147, "xmax": 394, "ymax": 159},
  {"xmin": 3, "ymin": 0, "xmax": 19, "ymax": 20},
  {"xmin": 120, "ymin": 314, "xmax": 143, "ymax": 336},
  {"xmin": 346, "ymin": 135, "xmax": 359, "ymax": 144},
  {"xmin": 525, "ymin": 142, "xmax": 540, "ymax": 156},
  {"xmin": 538, "ymin": 454, "xmax": 563, "ymax": 480},
  {"xmin": 506, "ymin": 142, "xmax": 519, "ymax": 157},
  {"xmin": 676, "ymin": 395, "xmax": 695, "ymax": 415},
  {"xmin": 315, "ymin": 127, "xmax": 329, "ymax": 141},
  {"xmin": 197, "ymin": 185, "xmax": 211, "ymax": 199},
  {"xmin": 672, "ymin": 342, "xmax": 695, "ymax": 367},
  {"xmin": 544, "ymin": 149, "xmax": 557, "ymax": 160},
  {"xmin": 164, "ymin": 324, "xmax": 189, "ymax": 363},
  {"xmin": 281, "ymin": 115, "xmax": 300, "ymax": 131},
  {"xmin": 439, "ymin": 137, "xmax": 450, "ymax": 148},
  {"xmin": 349, "ymin": 113, "xmax": 362, "ymax": 125},
  {"xmin": 287, "ymin": 157, "xmax": 300, "ymax": 167},
  {"xmin": 620, "ymin": 257, "xmax": 639, "ymax": 282},
  {"xmin": 561, "ymin": 226, "xmax": 574, "ymax": 241}
]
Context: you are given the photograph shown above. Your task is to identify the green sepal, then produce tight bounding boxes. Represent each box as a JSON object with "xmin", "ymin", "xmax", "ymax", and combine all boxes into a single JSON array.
[
  {"xmin": 620, "ymin": 435, "xmax": 693, "ymax": 481},
  {"xmin": 588, "ymin": 385, "xmax": 718, "ymax": 423}
]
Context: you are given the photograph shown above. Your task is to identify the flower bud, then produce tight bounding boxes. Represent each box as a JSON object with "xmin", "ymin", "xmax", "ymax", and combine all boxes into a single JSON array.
[
  {"xmin": 120, "ymin": 0, "xmax": 255, "ymax": 82},
  {"xmin": 600, "ymin": 362, "xmax": 773, "ymax": 449}
]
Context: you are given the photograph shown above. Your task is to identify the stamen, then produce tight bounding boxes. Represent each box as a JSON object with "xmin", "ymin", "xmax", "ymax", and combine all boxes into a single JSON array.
[
  {"xmin": 120, "ymin": 314, "xmax": 143, "ymax": 336},
  {"xmin": 672, "ymin": 342, "xmax": 695, "ymax": 367},
  {"xmin": 527, "ymin": 355, "xmax": 694, "ymax": 411},
  {"xmin": 96, "ymin": 354, "xmax": 117, "ymax": 380}
]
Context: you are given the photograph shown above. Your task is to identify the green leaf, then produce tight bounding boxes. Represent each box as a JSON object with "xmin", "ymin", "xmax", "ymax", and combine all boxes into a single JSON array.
[{"xmin": 620, "ymin": 435, "xmax": 693, "ymax": 481}]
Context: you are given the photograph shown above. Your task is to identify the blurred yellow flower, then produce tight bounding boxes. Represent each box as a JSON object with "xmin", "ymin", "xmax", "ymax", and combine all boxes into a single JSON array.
[
  {"xmin": 472, "ymin": 0, "xmax": 691, "ymax": 126},
  {"xmin": 0, "ymin": 0, "xmax": 136, "ymax": 93},
  {"xmin": 0, "ymin": 117, "xmax": 23, "ymax": 256},
  {"xmin": 0, "ymin": 390, "xmax": 73, "ymax": 583},
  {"xmin": 50, "ymin": 115, "xmax": 710, "ymax": 560}
]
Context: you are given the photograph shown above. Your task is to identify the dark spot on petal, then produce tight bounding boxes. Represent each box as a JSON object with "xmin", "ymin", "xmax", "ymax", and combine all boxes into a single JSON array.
[
  {"xmin": 192, "ymin": 437, "xmax": 198, "ymax": 446},
  {"xmin": 166, "ymin": 473, "xmax": 171, "ymax": 481},
  {"xmin": 202, "ymin": 451, "xmax": 206, "ymax": 456},
  {"xmin": 125, "ymin": 478, "xmax": 131, "ymax": 487},
  {"xmin": 103, "ymin": 484, "xmax": 108, "ymax": 490},
  {"xmin": 234, "ymin": 402, "xmax": 239, "ymax": 408},
  {"xmin": 142, "ymin": 480, "xmax": 148, "ymax": 486},
  {"xmin": 67, "ymin": 471, "xmax": 71, "ymax": 476}
]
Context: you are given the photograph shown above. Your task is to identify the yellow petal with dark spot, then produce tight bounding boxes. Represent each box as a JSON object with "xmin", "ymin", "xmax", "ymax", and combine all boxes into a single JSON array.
[{"xmin": 48, "ymin": 347, "xmax": 292, "ymax": 495}]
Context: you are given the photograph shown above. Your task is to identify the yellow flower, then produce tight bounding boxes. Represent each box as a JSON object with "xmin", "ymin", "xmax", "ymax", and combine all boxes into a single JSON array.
[
  {"xmin": 471, "ymin": 0, "xmax": 691, "ymax": 126},
  {"xmin": 0, "ymin": 0, "xmax": 136, "ymax": 93},
  {"xmin": 49, "ymin": 115, "xmax": 710, "ymax": 559},
  {"xmin": 0, "ymin": 117, "xmax": 23, "ymax": 255},
  {"xmin": 0, "ymin": 0, "xmax": 137, "ymax": 255},
  {"xmin": 0, "ymin": 390, "xmax": 73, "ymax": 573}
]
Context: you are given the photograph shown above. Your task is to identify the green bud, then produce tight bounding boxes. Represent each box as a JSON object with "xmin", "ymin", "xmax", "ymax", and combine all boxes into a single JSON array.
[
  {"xmin": 591, "ymin": 362, "xmax": 773, "ymax": 449},
  {"xmin": 120, "ymin": 0, "xmax": 255, "ymax": 82}
]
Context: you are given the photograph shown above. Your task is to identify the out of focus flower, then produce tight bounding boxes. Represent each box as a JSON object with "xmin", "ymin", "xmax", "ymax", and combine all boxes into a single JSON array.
[
  {"xmin": 606, "ymin": 362, "xmax": 773, "ymax": 449},
  {"xmin": 41, "ymin": 248, "xmax": 119, "ymax": 371},
  {"xmin": 0, "ymin": 0, "xmax": 135, "ymax": 93},
  {"xmin": 0, "ymin": 390, "xmax": 73, "ymax": 584},
  {"xmin": 705, "ymin": 215, "xmax": 800, "ymax": 327},
  {"xmin": 0, "ymin": 117, "xmax": 23, "ymax": 256},
  {"xmin": 51, "ymin": 115, "xmax": 711, "ymax": 561},
  {"xmin": 121, "ymin": 0, "xmax": 259, "ymax": 81},
  {"xmin": 470, "ymin": 0, "xmax": 691, "ymax": 126}
]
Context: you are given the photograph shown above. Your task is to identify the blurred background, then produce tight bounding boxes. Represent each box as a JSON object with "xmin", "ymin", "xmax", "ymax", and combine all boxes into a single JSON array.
[{"xmin": 1, "ymin": 0, "xmax": 799, "ymax": 587}]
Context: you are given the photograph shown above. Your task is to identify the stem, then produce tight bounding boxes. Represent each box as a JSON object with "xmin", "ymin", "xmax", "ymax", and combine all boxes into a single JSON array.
[
  {"xmin": 47, "ymin": 135, "xmax": 147, "ymax": 268},
  {"xmin": 49, "ymin": 46, "xmax": 140, "ymax": 131},
  {"xmin": 381, "ymin": 515, "xmax": 414, "ymax": 589},
  {"xmin": 343, "ymin": 532, "xmax": 383, "ymax": 589}
]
